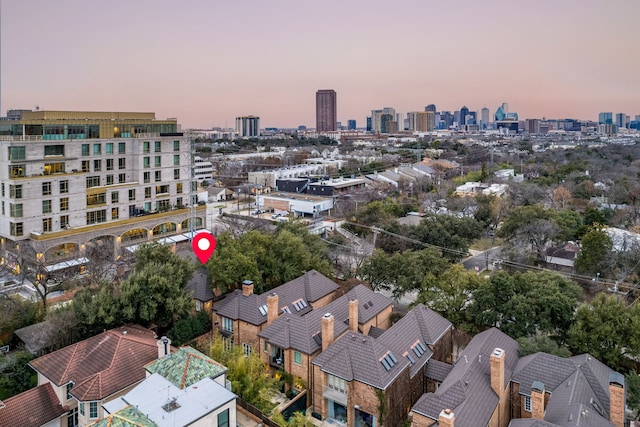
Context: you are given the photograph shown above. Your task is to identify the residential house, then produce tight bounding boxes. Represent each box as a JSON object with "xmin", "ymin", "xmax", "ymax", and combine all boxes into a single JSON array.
[
  {"xmin": 95, "ymin": 346, "xmax": 236, "ymax": 427},
  {"xmin": 186, "ymin": 267, "xmax": 217, "ymax": 316},
  {"xmin": 27, "ymin": 324, "xmax": 165, "ymax": 427},
  {"xmin": 212, "ymin": 270, "xmax": 340, "ymax": 355},
  {"xmin": 410, "ymin": 328, "xmax": 625, "ymax": 427},
  {"xmin": 257, "ymin": 285, "xmax": 394, "ymax": 401},
  {"xmin": 0, "ymin": 383, "xmax": 67, "ymax": 427},
  {"xmin": 311, "ymin": 304, "xmax": 453, "ymax": 427}
]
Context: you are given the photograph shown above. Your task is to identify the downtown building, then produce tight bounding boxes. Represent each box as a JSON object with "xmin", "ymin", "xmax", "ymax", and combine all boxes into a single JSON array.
[
  {"xmin": 0, "ymin": 110, "xmax": 204, "ymax": 267},
  {"xmin": 316, "ymin": 90, "xmax": 337, "ymax": 132},
  {"xmin": 235, "ymin": 115, "xmax": 260, "ymax": 138}
]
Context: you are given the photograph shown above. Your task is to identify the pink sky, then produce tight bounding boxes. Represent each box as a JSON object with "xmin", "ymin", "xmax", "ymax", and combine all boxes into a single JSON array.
[{"xmin": 2, "ymin": 0, "xmax": 639, "ymax": 129}]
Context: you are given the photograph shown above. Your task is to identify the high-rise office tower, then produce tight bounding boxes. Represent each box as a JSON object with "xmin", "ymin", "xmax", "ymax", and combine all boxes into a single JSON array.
[
  {"xmin": 615, "ymin": 113, "xmax": 628, "ymax": 129},
  {"xmin": 459, "ymin": 106, "xmax": 469, "ymax": 126},
  {"xmin": 425, "ymin": 104, "xmax": 437, "ymax": 113},
  {"xmin": 481, "ymin": 107, "xmax": 490, "ymax": 129},
  {"xmin": 347, "ymin": 119, "xmax": 356, "ymax": 130},
  {"xmin": 235, "ymin": 116, "xmax": 260, "ymax": 137},
  {"xmin": 407, "ymin": 112, "xmax": 429, "ymax": 132},
  {"xmin": 598, "ymin": 112, "xmax": 613, "ymax": 125},
  {"xmin": 316, "ymin": 90, "xmax": 337, "ymax": 132}
]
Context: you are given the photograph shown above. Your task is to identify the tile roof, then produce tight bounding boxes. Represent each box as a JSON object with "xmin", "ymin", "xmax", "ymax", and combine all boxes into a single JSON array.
[
  {"xmin": 509, "ymin": 420, "xmax": 561, "ymax": 427},
  {"xmin": 0, "ymin": 383, "xmax": 67, "ymax": 426},
  {"xmin": 258, "ymin": 285, "xmax": 393, "ymax": 355},
  {"xmin": 14, "ymin": 320, "xmax": 57, "ymax": 355},
  {"xmin": 411, "ymin": 328, "xmax": 519, "ymax": 427},
  {"xmin": 425, "ymin": 359, "xmax": 453, "ymax": 382},
  {"xmin": 88, "ymin": 405, "xmax": 157, "ymax": 427},
  {"xmin": 186, "ymin": 267, "xmax": 214, "ymax": 302},
  {"xmin": 29, "ymin": 325, "xmax": 160, "ymax": 402},
  {"xmin": 214, "ymin": 270, "xmax": 339, "ymax": 326},
  {"xmin": 145, "ymin": 347, "xmax": 227, "ymax": 389}
]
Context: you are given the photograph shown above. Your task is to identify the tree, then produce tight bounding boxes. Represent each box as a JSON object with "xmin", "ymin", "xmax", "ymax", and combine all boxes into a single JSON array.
[
  {"xmin": 415, "ymin": 264, "xmax": 485, "ymax": 326},
  {"xmin": 626, "ymin": 370, "xmax": 640, "ymax": 420},
  {"xmin": 574, "ymin": 225, "xmax": 613, "ymax": 276},
  {"xmin": 498, "ymin": 205, "xmax": 560, "ymax": 265},
  {"xmin": 552, "ymin": 185, "xmax": 573, "ymax": 209},
  {"xmin": 516, "ymin": 335, "xmax": 571, "ymax": 358},
  {"xmin": 119, "ymin": 243, "xmax": 194, "ymax": 332},
  {"xmin": 470, "ymin": 271, "xmax": 581, "ymax": 341},
  {"xmin": 0, "ymin": 350, "xmax": 36, "ymax": 397},
  {"xmin": 567, "ymin": 293, "xmax": 640, "ymax": 370}
]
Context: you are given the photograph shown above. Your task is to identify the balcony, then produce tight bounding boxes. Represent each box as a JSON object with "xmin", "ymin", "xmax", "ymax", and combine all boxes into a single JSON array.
[{"xmin": 322, "ymin": 385, "xmax": 347, "ymax": 406}]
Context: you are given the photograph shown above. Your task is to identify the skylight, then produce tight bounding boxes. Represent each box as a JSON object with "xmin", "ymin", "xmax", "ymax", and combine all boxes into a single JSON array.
[
  {"xmin": 258, "ymin": 305, "xmax": 268, "ymax": 316},
  {"xmin": 292, "ymin": 298, "xmax": 308, "ymax": 311},
  {"xmin": 405, "ymin": 352, "xmax": 415, "ymax": 365},
  {"xmin": 380, "ymin": 351, "xmax": 398, "ymax": 371},
  {"xmin": 412, "ymin": 340, "xmax": 427, "ymax": 357},
  {"xmin": 282, "ymin": 306, "xmax": 292, "ymax": 314}
]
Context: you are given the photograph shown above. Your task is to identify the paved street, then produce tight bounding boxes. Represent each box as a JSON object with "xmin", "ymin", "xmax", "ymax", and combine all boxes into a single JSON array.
[{"xmin": 462, "ymin": 246, "xmax": 503, "ymax": 273}]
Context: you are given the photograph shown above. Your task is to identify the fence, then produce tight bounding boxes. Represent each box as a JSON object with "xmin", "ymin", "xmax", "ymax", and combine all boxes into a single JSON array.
[{"xmin": 236, "ymin": 398, "xmax": 280, "ymax": 427}]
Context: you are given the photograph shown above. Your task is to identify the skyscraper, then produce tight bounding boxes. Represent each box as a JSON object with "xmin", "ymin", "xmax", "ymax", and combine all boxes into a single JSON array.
[
  {"xmin": 598, "ymin": 112, "xmax": 613, "ymax": 125},
  {"xmin": 347, "ymin": 119, "xmax": 357, "ymax": 130},
  {"xmin": 316, "ymin": 90, "xmax": 337, "ymax": 132},
  {"xmin": 459, "ymin": 106, "xmax": 469, "ymax": 126},
  {"xmin": 235, "ymin": 116, "xmax": 260, "ymax": 137},
  {"xmin": 481, "ymin": 107, "xmax": 490, "ymax": 129}
]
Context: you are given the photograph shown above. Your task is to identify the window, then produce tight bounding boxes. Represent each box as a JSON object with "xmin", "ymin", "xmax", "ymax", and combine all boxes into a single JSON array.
[
  {"xmin": 9, "ymin": 146, "xmax": 26, "ymax": 160},
  {"xmin": 173, "ymin": 140, "xmax": 180, "ymax": 151},
  {"xmin": 86, "ymin": 176, "xmax": 100, "ymax": 188},
  {"xmin": 145, "ymin": 187, "xmax": 151, "ymax": 199},
  {"xmin": 176, "ymin": 197, "xmax": 183, "ymax": 207},
  {"xmin": 143, "ymin": 141, "xmax": 150, "ymax": 154},
  {"xmin": 111, "ymin": 207, "xmax": 119, "ymax": 220},
  {"xmin": 89, "ymin": 401, "xmax": 98, "ymax": 419},
  {"xmin": 79, "ymin": 402, "xmax": 85, "ymax": 416},
  {"xmin": 1, "ymin": 202, "xmax": 4, "ymax": 215},
  {"xmin": 60, "ymin": 215, "xmax": 69, "ymax": 229},
  {"xmin": 222, "ymin": 317, "xmax": 233, "ymax": 332},
  {"xmin": 9, "ymin": 164, "xmax": 25, "ymax": 178},
  {"xmin": 118, "ymin": 173, "xmax": 126, "ymax": 183},
  {"xmin": 118, "ymin": 158, "xmax": 126, "ymax": 170},
  {"xmin": 43, "ymin": 218, "xmax": 52, "ymax": 232},
  {"xmin": 9, "ymin": 203, "xmax": 23, "ymax": 218},
  {"xmin": 93, "ymin": 144, "xmax": 101, "ymax": 155},
  {"xmin": 217, "ymin": 408, "xmax": 229, "ymax": 427},
  {"xmin": 155, "ymin": 156, "xmax": 161, "ymax": 167},
  {"xmin": 294, "ymin": 351, "xmax": 302, "ymax": 365},
  {"xmin": 264, "ymin": 340, "xmax": 269, "ymax": 352},
  {"xmin": 195, "ymin": 300, "xmax": 202, "ymax": 312},
  {"xmin": 42, "ymin": 200, "xmax": 52, "ymax": 214},
  {"xmin": 86, "ymin": 210, "xmax": 107, "ymax": 225},
  {"xmin": 292, "ymin": 299, "xmax": 308, "ymax": 311},
  {"xmin": 106, "ymin": 143, "xmax": 114, "ymax": 154},
  {"xmin": 156, "ymin": 199, "xmax": 170, "ymax": 211},
  {"xmin": 44, "ymin": 162, "xmax": 65, "ymax": 174},
  {"xmin": 81, "ymin": 144, "xmax": 90, "ymax": 156},
  {"xmin": 9, "ymin": 184, "xmax": 22, "ymax": 199},
  {"xmin": 60, "ymin": 197, "xmax": 69, "ymax": 211},
  {"xmin": 154, "ymin": 171, "xmax": 161, "ymax": 182},
  {"xmin": 243, "ymin": 343, "xmax": 251, "ymax": 356},
  {"xmin": 87, "ymin": 192, "xmax": 106, "ymax": 206},
  {"xmin": 60, "ymin": 180, "xmax": 69, "ymax": 194},
  {"xmin": 45, "ymin": 145, "xmax": 64, "ymax": 156},
  {"xmin": 176, "ymin": 183, "xmax": 183, "ymax": 194},
  {"xmin": 156, "ymin": 185, "xmax": 169, "ymax": 194},
  {"xmin": 82, "ymin": 160, "xmax": 90, "ymax": 172},
  {"xmin": 154, "ymin": 141, "xmax": 161, "ymax": 152},
  {"xmin": 93, "ymin": 159, "xmax": 102, "ymax": 172},
  {"xmin": 10, "ymin": 222, "xmax": 23, "ymax": 236},
  {"xmin": 106, "ymin": 174, "xmax": 114, "ymax": 185},
  {"xmin": 524, "ymin": 395, "xmax": 532, "ymax": 412},
  {"xmin": 174, "ymin": 169, "xmax": 180, "ymax": 180},
  {"xmin": 143, "ymin": 157, "xmax": 150, "ymax": 168},
  {"xmin": 1, "ymin": 184, "xmax": 3, "ymax": 197},
  {"xmin": 66, "ymin": 382, "xmax": 74, "ymax": 399},
  {"xmin": 173, "ymin": 155, "xmax": 180, "ymax": 166},
  {"xmin": 42, "ymin": 182, "xmax": 52, "ymax": 196},
  {"xmin": 327, "ymin": 374, "xmax": 346, "ymax": 394},
  {"xmin": 106, "ymin": 158, "xmax": 114, "ymax": 171},
  {"xmin": 67, "ymin": 407, "xmax": 78, "ymax": 427},
  {"xmin": 118, "ymin": 142, "xmax": 126, "ymax": 154},
  {"xmin": 128, "ymin": 189, "xmax": 136, "ymax": 201},
  {"xmin": 143, "ymin": 171, "xmax": 151, "ymax": 183}
]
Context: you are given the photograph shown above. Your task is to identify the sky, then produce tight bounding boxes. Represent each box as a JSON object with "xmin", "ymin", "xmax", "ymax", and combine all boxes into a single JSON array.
[{"xmin": 2, "ymin": 0, "xmax": 639, "ymax": 129}]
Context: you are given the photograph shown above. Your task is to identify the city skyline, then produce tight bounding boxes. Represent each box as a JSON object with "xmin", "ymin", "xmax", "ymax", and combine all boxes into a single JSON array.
[{"xmin": 2, "ymin": 0, "xmax": 639, "ymax": 129}]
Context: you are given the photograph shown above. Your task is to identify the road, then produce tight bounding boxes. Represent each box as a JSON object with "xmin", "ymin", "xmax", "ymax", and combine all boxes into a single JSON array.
[{"xmin": 461, "ymin": 246, "xmax": 503, "ymax": 273}]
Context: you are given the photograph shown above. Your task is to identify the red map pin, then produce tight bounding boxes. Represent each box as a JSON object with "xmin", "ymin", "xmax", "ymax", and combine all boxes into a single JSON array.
[{"xmin": 192, "ymin": 232, "xmax": 216, "ymax": 264}]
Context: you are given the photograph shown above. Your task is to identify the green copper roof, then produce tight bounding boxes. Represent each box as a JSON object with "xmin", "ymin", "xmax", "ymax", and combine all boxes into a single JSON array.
[
  {"xmin": 88, "ymin": 405, "xmax": 156, "ymax": 427},
  {"xmin": 145, "ymin": 347, "xmax": 227, "ymax": 389}
]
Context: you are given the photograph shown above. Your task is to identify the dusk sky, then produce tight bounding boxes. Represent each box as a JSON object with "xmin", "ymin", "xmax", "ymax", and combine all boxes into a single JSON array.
[{"xmin": 2, "ymin": 0, "xmax": 639, "ymax": 129}]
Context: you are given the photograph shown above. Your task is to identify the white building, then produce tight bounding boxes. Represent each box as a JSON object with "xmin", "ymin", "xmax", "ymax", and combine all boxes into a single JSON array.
[
  {"xmin": 194, "ymin": 156, "xmax": 214, "ymax": 182},
  {"xmin": 248, "ymin": 164, "xmax": 329, "ymax": 188}
]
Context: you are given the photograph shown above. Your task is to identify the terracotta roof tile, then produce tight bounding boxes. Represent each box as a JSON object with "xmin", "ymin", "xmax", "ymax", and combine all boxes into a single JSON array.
[{"xmin": 0, "ymin": 383, "xmax": 67, "ymax": 426}]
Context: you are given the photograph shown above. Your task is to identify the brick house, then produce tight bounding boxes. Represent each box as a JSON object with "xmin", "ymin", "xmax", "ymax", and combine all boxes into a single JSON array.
[
  {"xmin": 311, "ymin": 304, "xmax": 453, "ymax": 427},
  {"xmin": 212, "ymin": 270, "xmax": 340, "ymax": 354},
  {"xmin": 26, "ymin": 324, "xmax": 166, "ymax": 427},
  {"xmin": 410, "ymin": 328, "xmax": 626, "ymax": 427},
  {"xmin": 257, "ymin": 284, "xmax": 394, "ymax": 401}
]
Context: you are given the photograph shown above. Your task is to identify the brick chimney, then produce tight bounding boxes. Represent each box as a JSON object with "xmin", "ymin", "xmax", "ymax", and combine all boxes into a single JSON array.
[
  {"xmin": 438, "ymin": 408, "xmax": 455, "ymax": 427},
  {"xmin": 242, "ymin": 280, "xmax": 254, "ymax": 296},
  {"xmin": 490, "ymin": 348, "xmax": 505, "ymax": 396},
  {"xmin": 267, "ymin": 292, "xmax": 279, "ymax": 325},
  {"xmin": 531, "ymin": 381, "xmax": 545, "ymax": 419},
  {"xmin": 157, "ymin": 336, "xmax": 171, "ymax": 358},
  {"xmin": 321, "ymin": 313, "xmax": 334, "ymax": 351},
  {"xmin": 349, "ymin": 299, "xmax": 359, "ymax": 332},
  {"xmin": 609, "ymin": 372, "xmax": 625, "ymax": 427}
]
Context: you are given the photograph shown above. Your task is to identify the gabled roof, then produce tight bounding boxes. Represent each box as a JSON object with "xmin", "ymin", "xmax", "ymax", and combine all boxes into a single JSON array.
[
  {"xmin": 312, "ymin": 332, "xmax": 409, "ymax": 390},
  {"xmin": 411, "ymin": 328, "xmax": 518, "ymax": 427},
  {"xmin": 509, "ymin": 420, "xmax": 560, "ymax": 427},
  {"xmin": 0, "ymin": 383, "xmax": 67, "ymax": 426},
  {"xmin": 425, "ymin": 359, "xmax": 453, "ymax": 383},
  {"xmin": 214, "ymin": 270, "xmax": 339, "ymax": 325},
  {"xmin": 29, "ymin": 325, "xmax": 159, "ymax": 402},
  {"xmin": 512, "ymin": 352, "xmax": 616, "ymax": 427},
  {"xmin": 258, "ymin": 285, "xmax": 393, "ymax": 354},
  {"xmin": 145, "ymin": 347, "xmax": 227, "ymax": 389},
  {"xmin": 376, "ymin": 304, "xmax": 452, "ymax": 378},
  {"xmin": 186, "ymin": 267, "xmax": 215, "ymax": 302}
]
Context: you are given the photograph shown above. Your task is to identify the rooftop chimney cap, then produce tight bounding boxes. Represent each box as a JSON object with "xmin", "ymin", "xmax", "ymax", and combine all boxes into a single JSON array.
[
  {"xmin": 323, "ymin": 313, "xmax": 332, "ymax": 319},
  {"xmin": 122, "ymin": 330, "xmax": 127, "ymax": 335},
  {"xmin": 492, "ymin": 348, "xmax": 504, "ymax": 357}
]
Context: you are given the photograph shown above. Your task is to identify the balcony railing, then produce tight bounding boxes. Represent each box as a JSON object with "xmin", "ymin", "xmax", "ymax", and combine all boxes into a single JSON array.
[{"xmin": 322, "ymin": 385, "xmax": 347, "ymax": 406}]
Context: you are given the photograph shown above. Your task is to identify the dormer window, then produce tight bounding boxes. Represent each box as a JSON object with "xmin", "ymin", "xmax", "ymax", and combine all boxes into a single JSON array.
[{"xmin": 66, "ymin": 382, "xmax": 74, "ymax": 399}]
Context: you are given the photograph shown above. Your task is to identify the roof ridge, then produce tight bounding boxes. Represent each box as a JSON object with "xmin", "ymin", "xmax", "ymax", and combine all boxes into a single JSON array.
[{"xmin": 60, "ymin": 337, "xmax": 82, "ymax": 384}]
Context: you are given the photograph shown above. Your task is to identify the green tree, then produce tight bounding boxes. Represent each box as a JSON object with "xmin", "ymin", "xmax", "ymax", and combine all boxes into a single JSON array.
[
  {"xmin": 470, "ymin": 271, "xmax": 581, "ymax": 340},
  {"xmin": 567, "ymin": 293, "xmax": 640, "ymax": 370},
  {"xmin": 626, "ymin": 370, "xmax": 640, "ymax": 420},
  {"xmin": 415, "ymin": 264, "xmax": 485, "ymax": 326},
  {"xmin": 552, "ymin": 209, "xmax": 584, "ymax": 241},
  {"xmin": 0, "ymin": 350, "xmax": 36, "ymax": 398},
  {"xmin": 0, "ymin": 295, "xmax": 40, "ymax": 343},
  {"xmin": 119, "ymin": 243, "xmax": 194, "ymax": 332},
  {"xmin": 574, "ymin": 225, "xmax": 613, "ymax": 276},
  {"xmin": 516, "ymin": 335, "xmax": 571, "ymax": 358}
]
